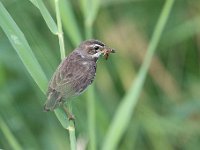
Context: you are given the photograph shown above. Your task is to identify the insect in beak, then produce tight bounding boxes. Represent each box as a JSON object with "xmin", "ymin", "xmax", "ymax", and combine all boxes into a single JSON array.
[{"xmin": 101, "ymin": 47, "xmax": 115, "ymax": 60}]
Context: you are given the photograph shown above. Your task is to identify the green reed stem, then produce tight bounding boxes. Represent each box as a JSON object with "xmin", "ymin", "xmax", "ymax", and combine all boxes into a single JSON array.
[
  {"xmin": 102, "ymin": 0, "xmax": 175, "ymax": 149},
  {"xmin": 66, "ymin": 102, "xmax": 76, "ymax": 150},
  {"xmin": 54, "ymin": 0, "xmax": 76, "ymax": 148},
  {"xmin": 55, "ymin": 0, "xmax": 65, "ymax": 60},
  {"xmin": 68, "ymin": 120, "xmax": 76, "ymax": 150}
]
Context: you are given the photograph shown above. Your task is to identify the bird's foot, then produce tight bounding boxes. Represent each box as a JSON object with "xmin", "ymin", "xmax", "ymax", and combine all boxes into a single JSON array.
[
  {"xmin": 63, "ymin": 105, "xmax": 76, "ymax": 121},
  {"xmin": 68, "ymin": 113, "xmax": 75, "ymax": 121}
]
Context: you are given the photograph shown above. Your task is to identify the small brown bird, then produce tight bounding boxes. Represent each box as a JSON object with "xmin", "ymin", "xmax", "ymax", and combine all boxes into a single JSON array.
[{"xmin": 44, "ymin": 39, "xmax": 115, "ymax": 111}]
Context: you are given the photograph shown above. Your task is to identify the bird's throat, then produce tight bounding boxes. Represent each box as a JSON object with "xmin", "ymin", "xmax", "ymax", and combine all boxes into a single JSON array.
[{"xmin": 91, "ymin": 51, "xmax": 102, "ymax": 58}]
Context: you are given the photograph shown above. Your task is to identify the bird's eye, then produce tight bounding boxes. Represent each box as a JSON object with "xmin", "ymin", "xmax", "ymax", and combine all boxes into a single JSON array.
[{"xmin": 94, "ymin": 46, "xmax": 99, "ymax": 50}]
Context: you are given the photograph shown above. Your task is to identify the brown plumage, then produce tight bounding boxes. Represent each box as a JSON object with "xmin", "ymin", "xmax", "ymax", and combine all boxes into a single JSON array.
[{"xmin": 44, "ymin": 39, "xmax": 115, "ymax": 111}]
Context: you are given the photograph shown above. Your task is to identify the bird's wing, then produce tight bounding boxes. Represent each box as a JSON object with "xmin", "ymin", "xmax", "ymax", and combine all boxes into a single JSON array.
[{"xmin": 48, "ymin": 53, "xmax": 96, "ymax": 99}]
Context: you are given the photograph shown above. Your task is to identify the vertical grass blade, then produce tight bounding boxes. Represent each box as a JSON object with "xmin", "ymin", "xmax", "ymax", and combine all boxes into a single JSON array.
[
  {"xmin": 102, "ymin": 0, "xmax": 175, "ymax": 150},
  {"xmin": 0, "ymin": 1, "xmax": 48, "ymax": 93},
  {"xmin": 80, "ymin": 0, "xmax": 100, "ymax": 27},
  {"xmin": 80, "ymin": 0, "xmax": 100, "ymax": 38},
  {"xmin": 31, "ymin": 0, "xmax": 58, "ymax": 34},
  {"xmin": 0, "ymin": 116, "xmax": 22, "ymax": 150}
]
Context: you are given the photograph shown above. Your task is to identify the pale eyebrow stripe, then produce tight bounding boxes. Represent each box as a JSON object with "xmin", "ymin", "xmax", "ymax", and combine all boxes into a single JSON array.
[
  {"xmin": 93, "ymin": 40, "xmax": 105, "ymax": 47},
  {"xmin": 93, "ymin": 44, "xmax": 103, "ymax": 48}
]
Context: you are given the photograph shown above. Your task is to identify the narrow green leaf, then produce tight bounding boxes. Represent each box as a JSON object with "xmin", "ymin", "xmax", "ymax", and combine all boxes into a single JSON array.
[
  {"xmin": 31, "ymin": 0, "xmax": 58, "ymax": 34},
  {"xmin": 29, "ymin": 0, "xmax": 39, "ymax": 8},
  {"xmin": 0, "ymin": 1, "xmax": 48, "ymax": 93},
  {"xmin": 54, "ymin": 109, "xmax": 69, "ymax": 129},
  {"xmin": 102, "ymin": 0, "xmax": 175, "ymax": 150},
  {"xmin": 0, "ymin": 2, "xmax": 70, "ymax": 130}
]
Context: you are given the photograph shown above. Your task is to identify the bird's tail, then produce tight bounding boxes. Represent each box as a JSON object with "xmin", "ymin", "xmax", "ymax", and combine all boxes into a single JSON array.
[{"xmin": 44, "ymin": 90, "xmax": 62, "ymax": 111}]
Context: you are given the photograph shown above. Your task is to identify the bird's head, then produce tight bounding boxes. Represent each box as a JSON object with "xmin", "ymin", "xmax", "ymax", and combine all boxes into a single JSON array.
[{"xmin": 76, "ymin": 39, "xmax": 115, "ymax": 60}]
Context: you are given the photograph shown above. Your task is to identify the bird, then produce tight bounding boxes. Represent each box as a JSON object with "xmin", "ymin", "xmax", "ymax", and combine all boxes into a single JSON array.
[{"xmin": 44, "ymin": 39, "xmax": 115, "ymax": 112}]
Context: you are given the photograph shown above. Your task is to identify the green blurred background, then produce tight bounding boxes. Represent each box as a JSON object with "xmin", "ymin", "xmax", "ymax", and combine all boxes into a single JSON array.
[{"xmin": 0, "ymin": 0, "xmax": 200, "ymax": 150}]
